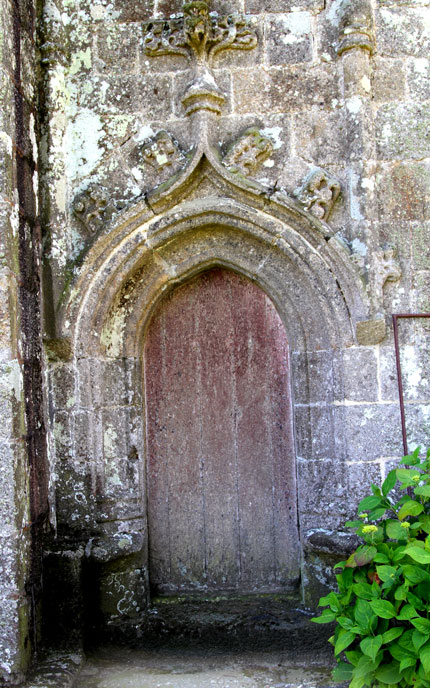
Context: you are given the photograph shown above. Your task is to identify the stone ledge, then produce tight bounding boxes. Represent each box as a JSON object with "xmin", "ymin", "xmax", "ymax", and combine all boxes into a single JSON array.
[{"xmin": 23, "ymin": 651, "xmax": 84, "ymax": 688}]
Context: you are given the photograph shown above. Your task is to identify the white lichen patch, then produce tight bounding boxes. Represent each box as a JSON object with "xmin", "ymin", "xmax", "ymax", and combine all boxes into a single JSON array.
[
  {"xmin": 261, "ymin": 126, "xmax": 284, "ymax": 150},
  {"xmin": 100, "ymin": 308, "xmax": 126, "ymax": 357},
  {"xmin": 351, "ymin": 238, "xmax": 367, "ymax": 256},
  {"xmin": 401, "ymin": 345, "xmax": 424, "ymax": 399},
  {"xmin": 69, "ymin": 48, "xmax": 92, "ymax": 76},
  {"xmin": 277, "ymin": 11, "xmax": 311, "ymax": 44},
  {"xmin": 346, "ymin": 96, "xmax": 362, "ymax": 115},
  {"xmin": 65, "ymin": 108, "xmax": 104, "ymax": 181}
]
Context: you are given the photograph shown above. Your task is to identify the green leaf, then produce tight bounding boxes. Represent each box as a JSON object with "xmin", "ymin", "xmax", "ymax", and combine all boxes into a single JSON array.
[
  {"xmin": 334, "ymin": 630, "xmax": 356, "ymax": 656},
  {"xmin": 353, "ymin": 655, "xmax": 379, "ymax": 679},
  {"xmin": 360, "ymin": 636, "xmax": 383, "ymax": 662},
  {"xmin": 352, "ymin": 582, "xmax": 379, "ymax": 600},
  {"xmin": 420, "ymin": 641, "xmax": 430, "ymax": 674},
  {"xmin": 396, "ymin": 468, "xmax": 422, "ymax": 485},
  {"xmin": 415, "ymin": 485, "xmax": 430, "ymax": 497},
  {"xmin": 399, "ymin": 656, "xmax": 417, "ymax": 673},
  {"xmin": 408, "ymin": 591, "xmax": 426, "ymax": 611},
  {"xmin": 374, "ymin": 552, "xmax": 391, "ymax": 563},
  {"xmin": 337, "ymin": 616, "xmax": 358, "ymax": 631},
  {"xmin": 332, "ymin": 662, "xmax": 353, "ymax": 682},
  {"xmin": 398, "ymin": 500, "xmax": 424, "ymax": 520},
  {"xmin": 397, "ymin": 604, "xmax": 419, "ymax": 620},
  {"xmin": 311, "ymin": 609, "xmax": 336, "ymax": 623},
  {"xmin": 412, "ymin": 618, "xmax": 430, "ymax": 634},
  {"xmin": 355, "ymin": 599, "xmax": 377, "ymax": 632},
  {"xmin": 405, "ymin": 547, "xmax": 430, "ymax": 564},
  {"xmin": 382, "ymin": 628, "xmax": 404, "ymax": 644},
  {"xmin": 375, "ymin": 663, "xmax": 402, "ymax": 684},
  {"xmin": 390, "ymin": 643, "xmax": 416, "ymax": 662},
  {"xmin": 358, "ymin": 495, "xmax": 384, "ymax": 513},
  {"xmin": 354, "ymin": 546, "xmax": 377, "ymax": 567},
  {"xmin": 420, "ymin": 515, "xmax": 430, "ymax": 534},
  {"xmin": 392, "ymin": 546, "xmax": 407, "ymax": 562},
  {"xmin": 382, "ymin": 470, "xmax": 397, "ymax": 496},
  {"xmin": 368, "ymin": 508, "xmax": 387, "ymax": 521},
  {"xmin": 403, "ymin": 565, "xmax": 430, "ymax": 584},
  {"xmin": 370, "ymin": 599, "xmax": 397, "ymax": 619},
  {"xmin": 345, "ymin": 650, "xmax": 362, "ymax": 666},
  {"xmin": 376, "ymin": 565, "xmax": 398, "ymax": 582},
  {"xmin": 413, "ymin": 630, "xmax": 429, "ymax": 652},
  {"xmin": 386, "ymin": 519, "xmax": 409, "ymax": 540},
  {"xmin": 395, "ymin": 583, "xmax": 408, "ymax": 601}
]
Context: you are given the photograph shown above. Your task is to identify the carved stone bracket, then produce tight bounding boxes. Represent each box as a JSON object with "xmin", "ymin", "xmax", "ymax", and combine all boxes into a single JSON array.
[
  {"xmin": 370, "ymin": 246, "xmax": 402, "ymax": 316},
  {"xmin": 294, "ymin": 168, "xmax": 341, "ymax": 222},
  {"xmin": 336, "ymin": 0, "xmax": 375, "ymax": 56},
  {"xmin": 222, "ymin": 128, "xmax": 273, "ymax": 177},
  {"xmin": 73, "ymin": 185, "xmax": 111, "ymax": 234}
]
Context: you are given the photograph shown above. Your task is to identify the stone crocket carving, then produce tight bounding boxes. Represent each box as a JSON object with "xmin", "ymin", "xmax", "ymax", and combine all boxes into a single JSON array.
[
  {"xmin": 294, "ymin": 168, "xmax": 341, "ymax": 222},
  {"xmin": 370, "ymin": 246, "xmax": 402, "ymax": 315},
  {"xmin": 74, "ymin": 186, "xmax": 110, "ymax": 234},
  {"xmin": 137, "ymin": 131, "xmax": 185, "ymax": 171},
  {"xmin": 223, "ymin": 128, "xmax": 273, "ymax": 177}
]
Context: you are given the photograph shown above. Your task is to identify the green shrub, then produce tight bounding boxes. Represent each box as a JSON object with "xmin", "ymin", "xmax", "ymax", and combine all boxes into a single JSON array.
[{"xmin": 312, "ymin": 447, "xmax": 430, "ymax": 688}]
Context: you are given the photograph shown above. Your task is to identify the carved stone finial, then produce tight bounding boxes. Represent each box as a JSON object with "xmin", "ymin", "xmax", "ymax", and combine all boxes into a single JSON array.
[
  {"xmin": 137, "ymin": 131, "xmax": 185, "ymax": 171},
  {"xmin": 143, "ymin": 2, "xmax": 257, "ymax": 118},
  {"xmin": 74, "ymin": 186, "xmax": 111, "ymax": 234},
  {"xmin": 143, "ymin": 2, "xmax": 257, "ymax": 68},
  {"xmin": 181, "ymin": 70, "xmax": 225, "ymax": 116},
  {"xmin": 336, "ymin": 0, "xmax": 375, "ymax": 56},
  {"xmin": 294, "ymin": 168, "xmax": 341, "ymax": 222},
  {"xmin": 223, "ymin": 128, "xmax": 273, "ymax": 177},
  {"xmin": 370, "ymin": 246, "xmax": 402, "ymax": 315}
]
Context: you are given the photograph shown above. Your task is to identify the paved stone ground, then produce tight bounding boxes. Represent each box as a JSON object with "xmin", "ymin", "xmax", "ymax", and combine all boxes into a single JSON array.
[{"xmin": 72, "ymin": 645, "xmax": 336, "ymax": 688}]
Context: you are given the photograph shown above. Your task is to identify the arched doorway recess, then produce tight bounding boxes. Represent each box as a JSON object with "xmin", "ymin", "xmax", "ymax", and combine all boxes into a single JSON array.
[
  {"xmin": 144, "ymin": 267, "xmax": 299, "ymax": 597},
  {"xmin": 49, "ymin": 195, "xmax": 369, "ymax": 639}
]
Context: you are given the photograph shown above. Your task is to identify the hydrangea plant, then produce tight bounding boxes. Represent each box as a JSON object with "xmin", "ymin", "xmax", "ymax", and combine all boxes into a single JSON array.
[{"xmin": 312, "ymin": 447, "xmax": 430, "ymax": 688}]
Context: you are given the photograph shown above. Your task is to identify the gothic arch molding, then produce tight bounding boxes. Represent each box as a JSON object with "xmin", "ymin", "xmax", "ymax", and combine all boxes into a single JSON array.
[{"xmin": 64, "ymin": 196, "xmax": 368, "ymax": 360}]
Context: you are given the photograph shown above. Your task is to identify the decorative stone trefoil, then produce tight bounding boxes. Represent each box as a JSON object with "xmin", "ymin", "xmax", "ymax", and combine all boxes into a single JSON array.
[
  {"xmin": 138, "ymin": 131, "xmax": 185, "ymax": 171},
  {"xmin": 294, "ymin": 168, "xmax": 341, "ymax": 222},
  {"xmin": 223, "ymin": 128, "xmax": 273, "ymax": 177},
  {"xmin": 74, "ymin": 186, "xmax": 110, "ymax": 234}
]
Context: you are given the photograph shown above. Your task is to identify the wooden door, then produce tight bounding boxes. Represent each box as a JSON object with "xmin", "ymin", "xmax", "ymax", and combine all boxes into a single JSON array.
[{"xmin": 144, "ymin": 268, "xmax": 299, "ymax": 596}]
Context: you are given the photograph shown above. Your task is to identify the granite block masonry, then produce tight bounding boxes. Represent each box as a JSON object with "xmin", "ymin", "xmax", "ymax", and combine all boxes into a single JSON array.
[{"xmin": 0, "ymin": 0, "xmax": 430, "ymax": 682}]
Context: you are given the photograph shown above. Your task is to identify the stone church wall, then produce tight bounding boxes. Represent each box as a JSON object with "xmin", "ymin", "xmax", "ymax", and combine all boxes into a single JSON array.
[{"xmin": 1, "ymin": 0, "xmax": 430, "ymax": 682}]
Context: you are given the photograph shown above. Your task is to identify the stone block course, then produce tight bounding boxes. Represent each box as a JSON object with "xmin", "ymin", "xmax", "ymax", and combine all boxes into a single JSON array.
[
  {"xmin": 333, "ymin": 348, "xmax": 379, "ymax": 402},
  {"xmin": 245, "ymin": 0, "xmax": 324, "ymax": 12},
  {"xmin": 96, "ymin": 23, "xmax": 141, "ymax": 71},
  {"xmin": 335, "ymin": 403, "xmax": 403, "ymax": 460},
  {"xmin": 375, "ymin": 103, "xmax": 430, "ymax": 160},
  {"xmin": 371, "ymin": 57, "xmax": 406, "ymax": 103},
  {"xmin": 376, "ymin": 162, "xmax": 430, "ymax": 223},
  {"xmin": 407, "ymin": 57, "xmax": 430, "ymax": 100},
  {"xmin": 375, "ymin": 7, "xmax": 430, "ymax": 58},
  {"xmin": 233, "ymin": 64, "xmax": 339, "ymax": 115}
]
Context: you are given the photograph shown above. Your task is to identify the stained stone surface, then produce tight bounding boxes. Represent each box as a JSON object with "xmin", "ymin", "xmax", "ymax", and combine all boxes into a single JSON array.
[
  {"xmin": 1, "ymin": 0, "xmax": 430, "ymax": 682},
  {"xmin": 74, "ymin": 646, "xmax": 336, "ymax": 688}
]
